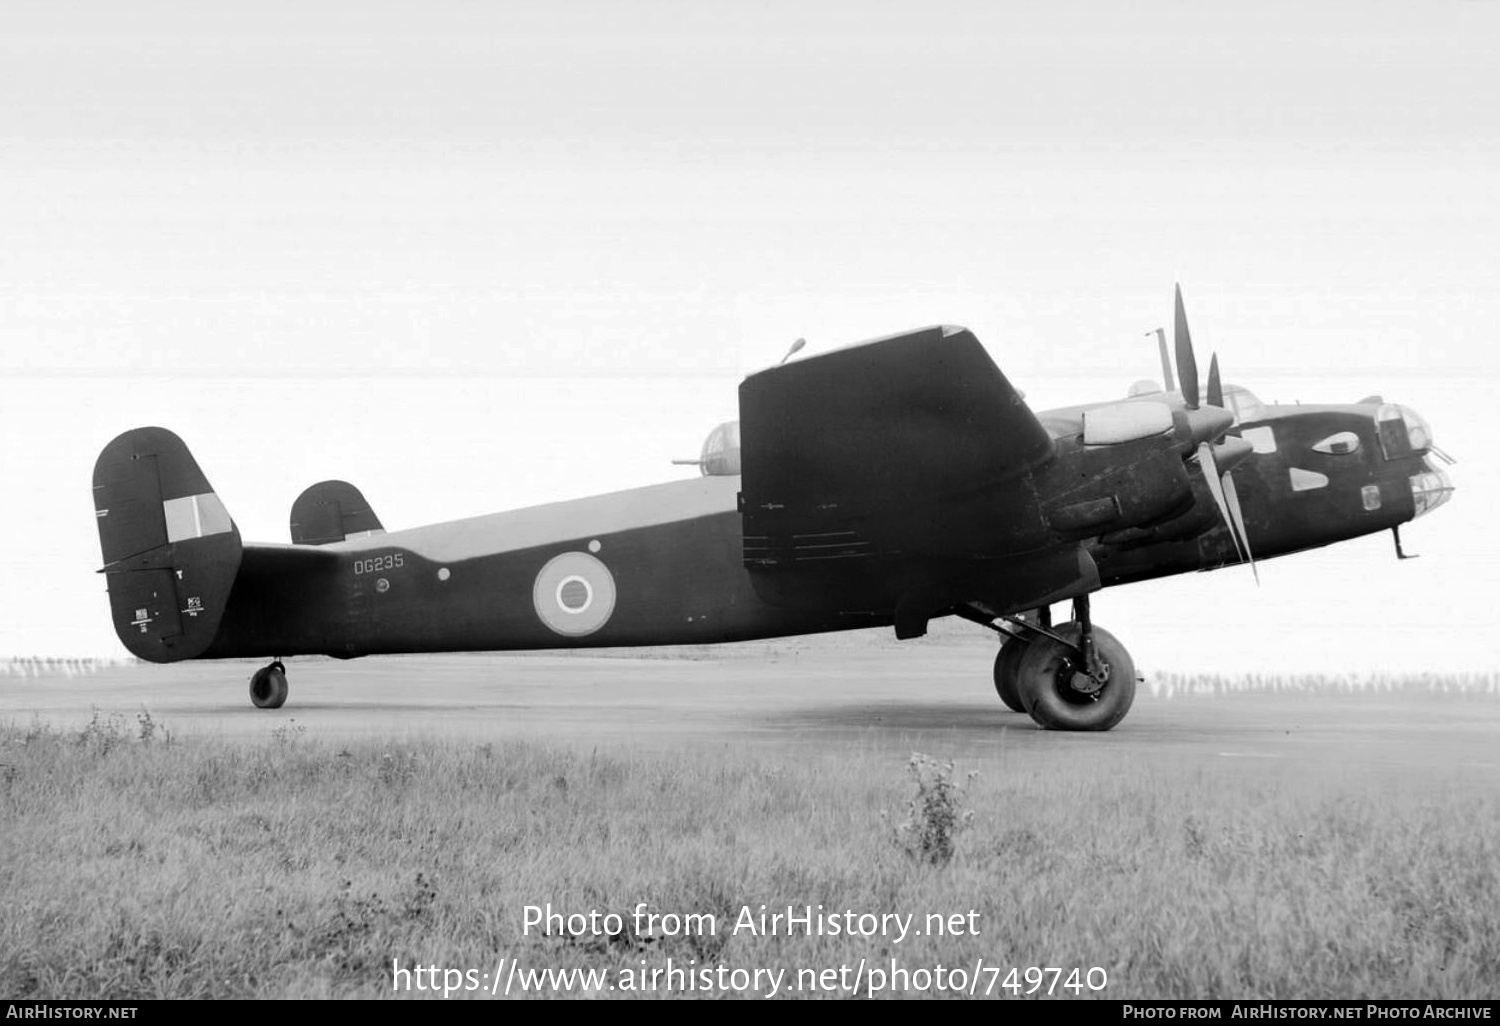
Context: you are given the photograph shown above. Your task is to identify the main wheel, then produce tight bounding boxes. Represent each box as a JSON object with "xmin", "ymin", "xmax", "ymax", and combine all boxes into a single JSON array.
[
  {"xmin": 250, "ymin": 662, "xmax": 289, "ymax": 709},
  {"xmin": 992, "ymin": 637, "xmax": 1028, "ymax": 712},
  {"xmin": 1015, "ymin": 624, "xmax": 1134, "ymax": 731}
]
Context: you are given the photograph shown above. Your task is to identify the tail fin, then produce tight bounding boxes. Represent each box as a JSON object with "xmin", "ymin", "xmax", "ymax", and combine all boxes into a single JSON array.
[
  {"xmin": 289, "ymin": 480, "xmax": 384, "ymax": 545},
  {"xmin": 92, "ymin": 427, "xmax": 242, "ymax": 662}
]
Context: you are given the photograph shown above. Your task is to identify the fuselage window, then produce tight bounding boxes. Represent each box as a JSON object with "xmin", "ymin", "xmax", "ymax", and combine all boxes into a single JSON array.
[
  {"xmin": 1311, "ymin": 431, "xmax": 1361, "ymax": 455},
  {"xmin": 1241, "ymin": 425, "xmax": 1276, "ymax": 455},
  {"xmin": 1289, "ymin": 468, "xmax": 1330, "ymax": 492}
]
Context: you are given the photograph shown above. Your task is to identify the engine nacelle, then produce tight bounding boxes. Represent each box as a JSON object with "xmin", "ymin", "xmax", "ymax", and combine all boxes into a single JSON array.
[
  {"xmin": 1039, "ymin": 442, "xmax": 1194, "ymax": 538},
  {"xmin": 1082, "ymin": 401, "xmax": 1173, "ymax": 445}
]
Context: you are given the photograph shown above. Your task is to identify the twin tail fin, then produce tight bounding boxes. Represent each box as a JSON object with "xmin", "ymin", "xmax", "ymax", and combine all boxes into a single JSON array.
[{"xmin": 92, "ymin": 427, "xmax": 242, "ymax": 662}]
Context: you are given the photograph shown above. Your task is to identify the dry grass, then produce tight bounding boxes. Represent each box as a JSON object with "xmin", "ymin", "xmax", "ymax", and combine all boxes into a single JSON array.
[{"xmin": 2, "ymin": 709, "xmax": 1498, "ymax": 999}]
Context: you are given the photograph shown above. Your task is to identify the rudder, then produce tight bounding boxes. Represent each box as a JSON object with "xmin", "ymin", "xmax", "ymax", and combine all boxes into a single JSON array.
[{"xmin": 92, "ymin": 427, "xmax": 242, "ymax": 662}]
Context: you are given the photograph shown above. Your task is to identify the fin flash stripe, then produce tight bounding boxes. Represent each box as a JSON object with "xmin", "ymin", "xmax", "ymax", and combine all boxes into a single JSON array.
[{"xmin": 163, "ymin": 493, "xmax": 233, "ymax": 543}]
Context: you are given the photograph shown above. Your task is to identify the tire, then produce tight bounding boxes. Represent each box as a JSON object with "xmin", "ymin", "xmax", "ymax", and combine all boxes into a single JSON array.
[
  {"xmin": 992, "ymin": 637, "xmax": 1028, "ymax": 712},
  {"xmin": 1015, "ymin": 624, "xmax": 1134, "ymax": 731},
  {"xmin": 250, "ymin": 663, "xmax": 289, "ymax": 709}
]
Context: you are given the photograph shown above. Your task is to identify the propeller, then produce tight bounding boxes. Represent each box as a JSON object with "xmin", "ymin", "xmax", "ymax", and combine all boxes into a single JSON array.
[{"xmin": 1175, "ymin": 284, "xmax": 1258, "ymax": 582}]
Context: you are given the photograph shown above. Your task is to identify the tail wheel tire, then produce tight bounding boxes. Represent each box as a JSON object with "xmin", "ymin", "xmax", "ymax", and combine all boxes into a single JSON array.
[
  {"xmin": 992, "ymin": 637, "xmax": 1028, "ymax": 712},
  {"xmin": 1016, "ymin": 624, "xmax": 1134, "ymax": 731},
  {"xmin": 250, "ymin": 663, "xmax": 289, "ymax": 709}
]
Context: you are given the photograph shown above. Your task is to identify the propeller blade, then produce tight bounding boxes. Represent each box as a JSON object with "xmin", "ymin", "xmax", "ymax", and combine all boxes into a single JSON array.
[
  {"xmin": 1174, "ymin": 283, "xmax": 1199, "ymax": 409},
  {"xmin": 1207, "ymin": 352, "xmax": 1223, "ymax": 409},
  {"xmin": 1222, "ymin": 473, "xmax": 1259, "ymax": 584},
  {"xmin": 1196, "ymin": 442, "xmax": 1240, "ymax": 560}
]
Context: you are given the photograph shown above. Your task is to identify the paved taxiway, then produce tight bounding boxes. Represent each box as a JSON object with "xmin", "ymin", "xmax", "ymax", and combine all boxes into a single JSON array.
[{"xmin": 5, "ymin": 635, "xmax": 1497, "ymax": 780}]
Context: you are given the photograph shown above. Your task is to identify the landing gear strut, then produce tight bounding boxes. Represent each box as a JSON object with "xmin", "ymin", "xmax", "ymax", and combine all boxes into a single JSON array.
[
  {"xmin": 249, "ymin": 661, "xmax": 289, "ymax": 709},
  {"xmin": 977, "ymin": 596, "xmax": 1137, "ymax": 731}
]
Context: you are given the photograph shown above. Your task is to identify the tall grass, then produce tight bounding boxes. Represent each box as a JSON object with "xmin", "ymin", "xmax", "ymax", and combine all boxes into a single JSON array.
[{"xmin": 1, "ymin": 713, "xmax": 1497, "ymax": 999}]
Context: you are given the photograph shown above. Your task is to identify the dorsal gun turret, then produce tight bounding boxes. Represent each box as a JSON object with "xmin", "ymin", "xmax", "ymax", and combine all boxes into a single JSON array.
[{"xmin": 672, "ymin": 421, "xmax": 741, "ymax": 476}]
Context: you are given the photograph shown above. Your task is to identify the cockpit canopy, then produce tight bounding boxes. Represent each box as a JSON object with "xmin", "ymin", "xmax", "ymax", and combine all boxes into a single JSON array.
[
  {"xmin": 1219, "ymin": 385, "xmax": 1266, "ymax": 425},
  {"xmin": 1125, "ymin": 380, "xmax": 1267, "ymax": 425}
]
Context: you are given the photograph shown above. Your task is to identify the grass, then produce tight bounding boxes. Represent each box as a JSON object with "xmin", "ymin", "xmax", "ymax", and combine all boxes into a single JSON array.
[{"xmin": 1, "ymin": 710, "xmax": 1498, "ymax": 999}]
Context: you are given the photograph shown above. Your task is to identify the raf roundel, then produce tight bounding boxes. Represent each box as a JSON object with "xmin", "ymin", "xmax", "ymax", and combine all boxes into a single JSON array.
[{"xmin": 532, "ymin": 552, "xmax": 617, "ymax": 637}]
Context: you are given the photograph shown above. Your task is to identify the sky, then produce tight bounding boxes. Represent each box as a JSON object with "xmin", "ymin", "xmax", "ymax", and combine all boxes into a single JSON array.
[{"xmin": 2, "ymin": 0, "xmax": 1497, "ymax": 669}]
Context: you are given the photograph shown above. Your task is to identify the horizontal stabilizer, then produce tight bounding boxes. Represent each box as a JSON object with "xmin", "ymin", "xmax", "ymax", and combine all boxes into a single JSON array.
[
  {"xmin": 738, "ymin": 325, "xmax": 1053, "ymax": 558},
  {"xmin": 92, "ymin": 427, "xmax": 242, "ymax": 662},
  {"xmin": 290, "ymin": 480, "xmax": 385, "ymax": 545}
]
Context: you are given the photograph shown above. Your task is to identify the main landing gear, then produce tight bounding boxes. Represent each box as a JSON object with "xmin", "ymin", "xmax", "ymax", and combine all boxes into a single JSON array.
[
  {"xmin": 974, "ymin": 595, "xmax": 1137, "ymax": 731},
  {"xmin": 249, "ymin": 661, "xmax": 289, "ymax": 709}
]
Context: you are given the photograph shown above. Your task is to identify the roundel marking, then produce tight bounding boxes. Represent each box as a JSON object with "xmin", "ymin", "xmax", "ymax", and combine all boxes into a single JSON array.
[{"xmin": 533, "ymin": 552, "xmax": 616, "ymax": 637}]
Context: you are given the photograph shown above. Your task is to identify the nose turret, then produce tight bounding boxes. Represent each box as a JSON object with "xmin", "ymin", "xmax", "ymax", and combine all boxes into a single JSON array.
[
  {"xmin": 1409, "ymin": 462, "xmax": 1454, "ymax": 519},
  {"xmin": 1376, "ymin": 403, "xmax": 1435, "ymax": 460},
  {"xmin": 1373, "ymin": 403, "xmax": 1454, "ymax": 520}
]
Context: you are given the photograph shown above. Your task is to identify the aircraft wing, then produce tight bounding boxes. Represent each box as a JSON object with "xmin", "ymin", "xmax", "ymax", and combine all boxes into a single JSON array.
[{"xmin": 738, "ymin": 325, "xmax": 1055, "ymax": 561}]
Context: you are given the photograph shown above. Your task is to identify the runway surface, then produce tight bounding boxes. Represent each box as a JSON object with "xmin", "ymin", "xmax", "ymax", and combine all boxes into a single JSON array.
[{"xmin": 5, "ymin": 634, "xmax": 1498, "ymax": 779}]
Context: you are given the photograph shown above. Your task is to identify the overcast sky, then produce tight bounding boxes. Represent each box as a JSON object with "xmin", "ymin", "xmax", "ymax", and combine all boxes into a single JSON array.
[
  {"xmin": 6, "ymin": 0, "xmax": 1498, "ymax": 378},
  {"xmin": 2, "ymin": 1, "xmax": 1496, "ymax": 664}
]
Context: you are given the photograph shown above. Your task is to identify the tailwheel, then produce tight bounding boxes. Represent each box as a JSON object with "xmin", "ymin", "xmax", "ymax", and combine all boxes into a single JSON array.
[
  {"xmin": 1015, "ymin": 623, "xmax": 1135, "ymax": 731},
  {"xmin": 249, "ymin": 661, "xmax": 289, "ymax": 709},
  {"xmin": 992, "ymin": 637, "xmax": 1027, "ymax": 712}
]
